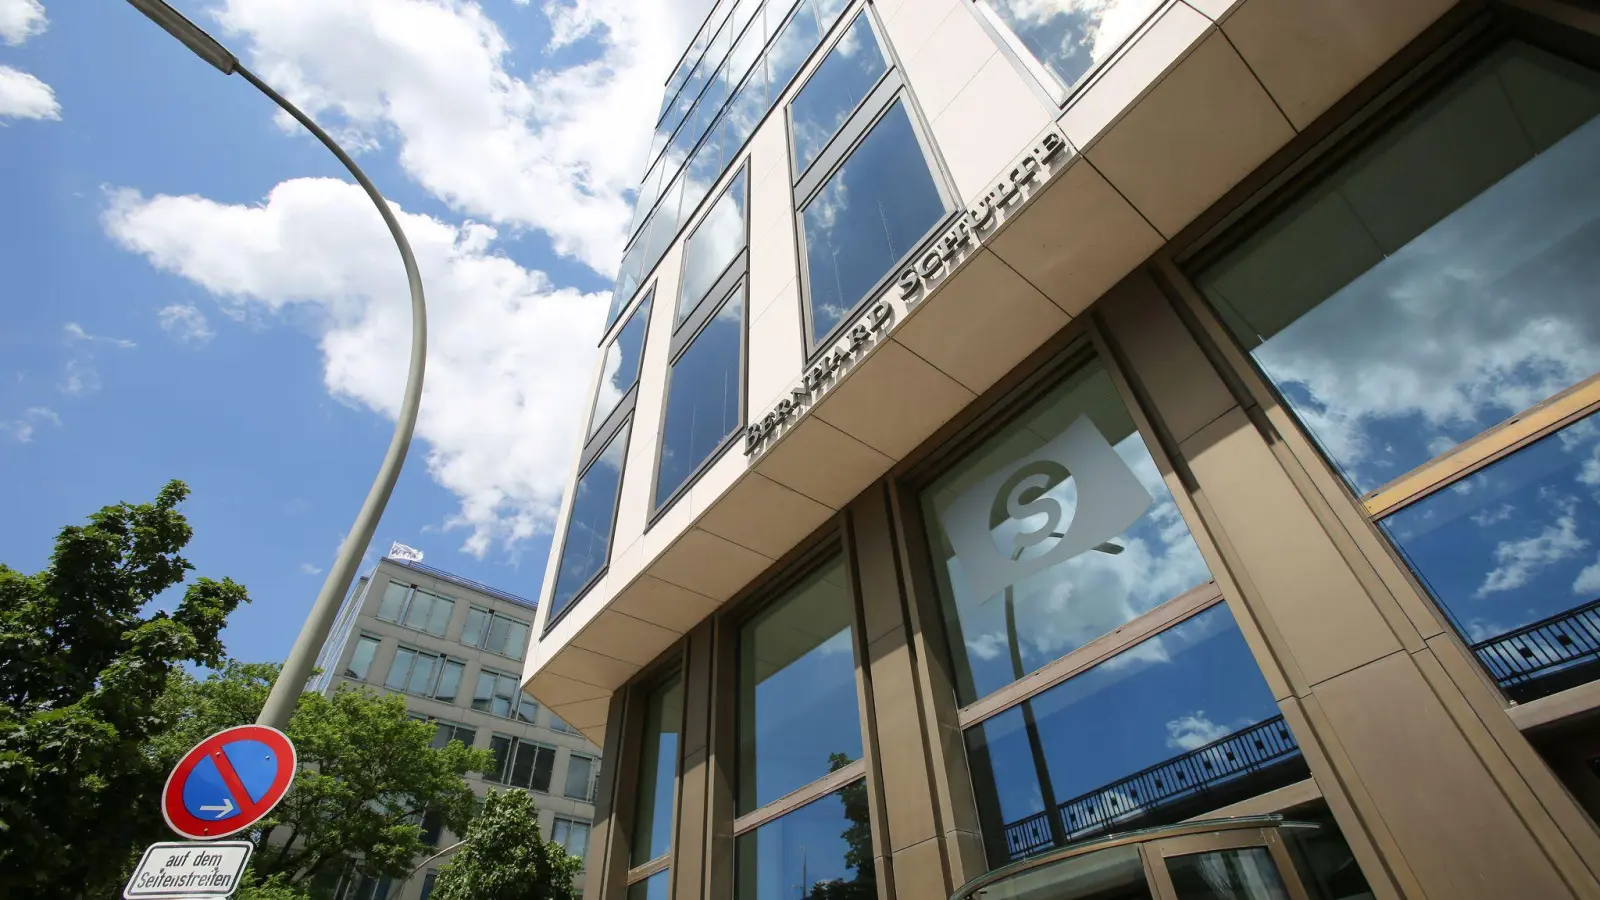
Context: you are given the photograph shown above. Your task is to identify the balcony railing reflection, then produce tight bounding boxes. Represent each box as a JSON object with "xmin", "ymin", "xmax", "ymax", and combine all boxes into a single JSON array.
[
  {"xmin": 1470, "ymin": 597, "xmax": 1600, "ymax": 702},
  {"xmin": 1001, "ymin": 715, "xmax": 1303, "ymax": 861}
]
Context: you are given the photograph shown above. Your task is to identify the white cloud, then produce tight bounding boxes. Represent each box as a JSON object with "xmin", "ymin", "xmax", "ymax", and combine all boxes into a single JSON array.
[
  {"xmin": 1, "ymin": 406, "xmax": 60, "ymax": 443},
  {"xmin": 299, "ymin": 562, "xmax": 325, "ymax": 575},
  {"xmin": 104, "ymin": 176, "xmax": 610, "ymax": 555},
  {"xmin": 0, "ymin": 0, "xmax": 45, "ymax": 45},
  {"xmin": 158, "ymin": 304, "xmax": 216, "ymax": 343},
  {"xmin": 1575, "ymin": 553, "xmax": 1600, "ymax": 598},
  {"xmin": 205, "ymin": 0, "xmax": 709, "ymax": 274},
  {"xmin": 59, "ymin": 358, "xmax": 99, "ymax": 396},
  {"xmin": 1477, "ymin": 503, "xmax": 1589, "ymax": 597},
  {"xmin": 65, "ymin": 321, "xmax": 136, "ymax": 348},
  {"xmin": 0, "ymin": 64, "xmax": 59, "ymax": 121},
  {"xmin": 1470, "ymin": 503, "xmax": 1515, "ymax": 527},
  {"xmin": 1165, "ymin": 711, "xmax": 1231, "ymax": 751}
]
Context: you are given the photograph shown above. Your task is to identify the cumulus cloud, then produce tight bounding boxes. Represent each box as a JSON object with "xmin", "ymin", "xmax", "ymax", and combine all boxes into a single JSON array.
[
  {"xmin": 203, "ymin": 0, "xmax": 708, "ymax": 273},
  {"xmin": 158, "ymin": 304, "xmax": 215, "ymax": 343},
  {"xmin": 0, "ymin": 64, "xmax": 58, "ymax": 121},
  {"xmin": 0, "ymin": 0, "xmax": 45, "ymax": 45},
  {"xmin": 104, "ymin": 177, "xmax": 610, "ymax": 555},
  {"xmin": 1165, "ymin": 711, "xmax": 1231, "ymax": 751},
  {"xmin": 1477, "ymin": 501, "xmax": 1588, "ymax": 597}
]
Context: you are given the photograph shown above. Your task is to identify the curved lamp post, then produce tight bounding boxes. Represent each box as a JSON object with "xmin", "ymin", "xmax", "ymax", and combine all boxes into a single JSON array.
[{"xmin": 126, "ymin": 0, "xmax": 428, "ymax": 731}]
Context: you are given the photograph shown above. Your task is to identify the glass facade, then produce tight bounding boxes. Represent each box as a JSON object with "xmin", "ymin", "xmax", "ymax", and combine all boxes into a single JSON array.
[
  {"xmin": 789, "ymin": 13, "xmax": 885, "ymax": 175},
  {"xmin": 734, "ymin": 780, "xmax": 875, "ymax": 900},
  {"xmin": 1195, "ymin": 41, "xmax": 1600, "ymax": 700},
  {"xmin": 633, "ymin": 674, "xmax": 685, "ymax": 867},
  {"xmin": 656, "ymin": 287, "xmax": 745, "ymax": 511},
  {"xmin": 550, "ymin": 419, "xmax": 632, "ymax": 624},
  {"xmin": 590, "ymin": 294, "xmax": 653, "ymax": 439},
  {"xmin": 678, "ymin": 169, "xmax": 749, "ymax": 325},
  {"xmin": 376, "ymin": 583, "xmax": 454, "ymax": 636},
  {"xmin": 737, "ymin": 557, "xmax": 861, "ymax": 813},
  {"xmin": 979, "ymin": 0, "xmax": 1162, "ymax": 100}
]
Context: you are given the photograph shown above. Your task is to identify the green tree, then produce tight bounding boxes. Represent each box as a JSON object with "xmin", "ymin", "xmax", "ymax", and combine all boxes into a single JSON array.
[
  {"xmin": 0, "ymin": 481, "xmax": 249, "ymax": 900},
  {"xmin": 807, "ymin": 752, "xmax": 876, "ymax": 900},
  {"xmin": 430, "ymin": 789, "xmax": 581, "ymax": 900},
  {"xmin": 156, "ymin": 662, "xmax": 493, "ymax": 890}
]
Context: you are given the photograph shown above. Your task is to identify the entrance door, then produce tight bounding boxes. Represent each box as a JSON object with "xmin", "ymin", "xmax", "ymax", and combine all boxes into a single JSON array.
[{"xmin": 1143, "ymin": 827, "xmax": 1312, "ymax": 900}]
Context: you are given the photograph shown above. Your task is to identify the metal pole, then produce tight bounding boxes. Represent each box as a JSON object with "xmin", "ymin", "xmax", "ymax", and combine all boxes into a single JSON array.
[
  {"xmin": 243, "ymin": 61, "xmax": 428, "ymax": 731},
  {"xmin": 122, "ymin": 0, "xmax": 428, "ymax": 733}
]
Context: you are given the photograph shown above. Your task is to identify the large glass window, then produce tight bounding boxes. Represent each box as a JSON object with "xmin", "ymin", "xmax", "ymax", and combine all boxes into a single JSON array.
[
  {"xmin": 487, "ymin": 735, "xmax": 557, "ymax": 792},
  {"xmin": 964, "ymin": 604, "xmax": 1305, "ymax": 864},
  {"xmin": 1192, "ymin": 41, "xmax": 1600, "ymax": 700},
  {"xmin": 565, "ymin": 753, "xmax": 598, "ymax": 800},
  {"xmin": 384, "ymin": 647, "xmax": 464, "ymax": 701},
  {"xmin": 549, "ymin": 419, "xmax": 632, "ymax": 626},
  {"xmin": 430, "ymin": 721, "xmax": 476, "ymax": 751},
  {"xmin": 627, "ymin": 870, "xmax": 671, "ymax": 900},
  {"xmin": 472, "ymin": 669, "xmax": 520, "ymax": 719},
  {"xmin": 678, "ymin": 169, "xmax": 749, "ymax": 325},
  {"xmin": 798, "ymin": 99, "xmax": 949, "ymax": 347},
  {"xmin": 920, "ymin": 358, "xmax": 1213, "ymax": 704},
  {"xmin": 552, "ymin": 817, "xmax": 592, "ymax": 866},
  {"xmin": 789, "ymin": 13, "xmax": 887, "ymax": 175},
  {"xmin": 375, "ymin": 582, "xmax": 454, "ymax": 637},
  {"xmin": 977, "ymin": 0, "xmax": 1162, "ymax": 102},
  {"xmin": 734, "ymin": 779, "xmax": 875, "ymax": 900},
  {"xmin": 633, "ymin": 673, "xmax": 684, "ymax": 867},
  {"xmin": 462, "ymin": 607, "xmax": 532, "ymax": 661},
  {"xmin": 589, "ymin": 294, "xmax": 652, "ymax": 439},
  {"xmin": 655, "ymin": 287, "xmax": 745, "ymax": 512},
  {"xmin": 343, "ymin": 634, "xmax": 380, "ymax": 680},
  {"xmin": 737, "ymin": 557, "xmax": 861, "ymax": 813}
]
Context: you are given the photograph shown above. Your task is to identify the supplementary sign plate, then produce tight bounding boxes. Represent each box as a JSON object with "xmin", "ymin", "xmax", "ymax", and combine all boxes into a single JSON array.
[{"xmin": 123, "ymin": 840, "xmax": 253, "ymax": 899}]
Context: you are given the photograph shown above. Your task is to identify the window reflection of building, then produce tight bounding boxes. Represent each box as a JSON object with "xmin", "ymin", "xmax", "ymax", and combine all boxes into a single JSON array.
[{"xmin": 1194, "ymin": 41, "xmax": 1600, "ymax": 703}]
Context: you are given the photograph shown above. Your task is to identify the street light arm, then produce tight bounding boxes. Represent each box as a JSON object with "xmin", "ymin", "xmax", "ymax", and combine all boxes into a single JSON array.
[
  {"xmin": 243, "ymin": 60, "xmax": 430, "ymax": 731},
  {"xmin": 123, "ymin": 0, "xmax": 429, "ymax": 733}
]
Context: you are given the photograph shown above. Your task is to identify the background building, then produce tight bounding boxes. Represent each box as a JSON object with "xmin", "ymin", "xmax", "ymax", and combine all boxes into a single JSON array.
[
  {"xmin": 522, "ymin": 0, "xmax": 1600, "ymax": 898},
  {"xmin": 312, "ymin": 555, "xmax": 602, "ymax": 899}
]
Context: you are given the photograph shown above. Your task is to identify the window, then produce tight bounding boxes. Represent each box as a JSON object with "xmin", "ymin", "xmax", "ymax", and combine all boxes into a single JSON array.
[
  {"xmin": 487, "ymin": 735, "xmax": 558, "ymax": 792},
  {"xmin": 384, "ymin": 648, "xmax": 465, "ymax": 701},
  {"xmin": 589, "ymin": 294, "xmax": 652, "ymax": 441},
  {"xmin": 734, "ymin": 779, "xmax": 875, "ymax": 900},
  {"xmin": 632, "ymin": 674, "xmax": 684, "ymax": 868},
  {"xmin": 472, "ymin": 669, "xmax": 522, "ymax": 719},
  {"xmin": 975, "ymin": 0, "xmax": 1162, "ymax": 103},
  {"xmin": 430, "ymin": 721, "xmax": 476, "ymax": 751},
  {"xmin": 419, "ymin": 871, "xmax": 437, "ymax": 900},
  {"xmin": 565, "ymin": 753, "xmax": 598, "ymax": 801},
  {"xmin": 738, "ymin": 556, "xmax": 862, "ymax": 813},
  {"xmin": 628, "ymin": 870, "xmax": 671, "ymax": 900},
  {"xmin": 1192, "ymin": 41, "xmax": 1600, "ymax": 702},
  {"xmin": 375, "ymin": 581, "xmax": 455, "ymax": 637},
  {"xmin": 462, "ymin": 606, "xmax": 532, "ymax": 661},
  {"xmin": 655, "ymin": 283, "xmax": 746, "ymax": 513},
  {"xmin": 677, "ymin": 169, "xmax": 749, "ymax": 327},
  {"xmin": 548, "ymin": 418, "xmax": 632, "ymax": 628},
  {"xmin": 788, "ymin": 12, "xmax": 887, "ymax": 176},
  {"xmin": 550, "ymin": 714, "xmax": 581, "ymax": 735},
  {"xmin": 793, "ymin": 14, "xmax": 952, "ymax": 349},
  {"xmin": 919, "ymin": 357, "xmax": 1213, "ymax": 704},
  {"xmin": 343, "ymin": 634, "xmax": 380, "ymax": 680},
  {"xmin": 552, "ymin": 817, "xmax": 592, "ymax": 866},
  {"xmin": 418, "ymin": 810, "xmax": 444, "ymax": 847}
]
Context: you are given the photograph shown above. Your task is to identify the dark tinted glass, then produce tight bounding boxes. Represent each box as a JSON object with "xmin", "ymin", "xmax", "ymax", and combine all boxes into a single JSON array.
[
  {"xmin": 766, "ymin": 0, "xmax": 820, "ymax": 95},
  {"xmin": 790, "ymin": 14, "xmax": 886, "ymax": 174},
  {"xmin": 964, "ymin": 605, "xmax": 1302, "ymax": 863},
  {"xmin": 802, "ymin": 100, "xmax": 947, "ymax": 344},
  {"xmin": 737, "ymin": 558, "xmax": 861, "ymax": 813},
  {"xmin": 1379, "ymin": 411, "xmax": 1600, "ymax": 700},
  {"xmin": 986, "ymin": 0, "xmax": 1161, "ymax": 95},
  {"xmin": 1167, "ymin": 848, "xmax": 1290, "ymax": 900},
  {"xmin": 550, "ymin": 419, "xmax": 632, "ymax": 622},
  {"xmin": 733, "ymin": 780, "xmax": 875, "ymax": 900},
  {"xmin": 633, "ymin": 674, "xmax": 685, "ymax": 865},
  {"xmin": 656, "ymin": 289, "xmax": 744, "ymax": 509},
  {"xmin": 589, "ymin": 294, "xmax": 652, "ymax": 437},
  {"xmin": 679, "ymin": 169, "xmax": 749, "ymax": 325},
  {"xmin": 1195, "ymin": 43, "xmax": 1600, "ymax": 497}
]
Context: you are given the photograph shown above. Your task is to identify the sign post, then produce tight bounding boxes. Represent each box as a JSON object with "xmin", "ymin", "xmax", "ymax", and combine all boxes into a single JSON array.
[
  {"xmin": 123, "ymin": 841, "xmax": 253, "ymax": 899},
  {"xmin": 160, "ymin": 724, "xmax": 298, "ymax": 840}
]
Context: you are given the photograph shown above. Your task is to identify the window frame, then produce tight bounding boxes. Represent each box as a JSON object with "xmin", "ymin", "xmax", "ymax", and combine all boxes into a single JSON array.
[
  {"xmin": 545, "ymin": 409, "xmax": 638, "ymax": 636},
  {"xmin": 784, "ymin": 8, "xmax": 893, "ymax": 186},
  {"xmin": 384, "ymin": 645, "xmax": 467, "ymax": 702},
  {"xmin": 485, "ymin": 734, "xmax": 560, "ymax": 792},
  {"xmin": 1161, "ymin": 20, "xmax": 1600, "ymax": 704},
  {"xmin": 789, "ymin": 6, "xmax": 960, "ymax": 359},
  {"xmin": 462, "ymin": 605, "xmax": 532, "ymax": 661},
  {"xmin": 552, "ymin": 815, "xmax": 593, "ymax": 865},
  {"xmin": 647, "ymin": 166, "xmax": 753, "ymax": 523},
  {"xmin": 624, "ymin": 658, "xmax": 689, "ymax": 890},
  {"xmin": 471, "ymin": 667, "xmax": 527, "ymax": 720},
  {"xmin": 564, "ymin": 751, "xmax": 600, "ymax": 801},
  {"xmin": 342, "ymin": 632, "xmax": 382, "ymax": 680},
  {"xmin": 375, "ymin": 581, "xmax": 456, "ymax": 637}
]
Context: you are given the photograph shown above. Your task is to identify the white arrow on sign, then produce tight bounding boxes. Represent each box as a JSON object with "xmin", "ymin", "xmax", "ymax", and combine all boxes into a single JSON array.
[{"xmin": 199, "ymin": 799, "xmax": 235, "ymax": 818}]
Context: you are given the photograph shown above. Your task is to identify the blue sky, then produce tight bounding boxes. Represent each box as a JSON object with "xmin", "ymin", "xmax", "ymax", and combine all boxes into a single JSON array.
[{"xmin": 0, "ymin": 0, "xmax": 707, "ymax": 666}]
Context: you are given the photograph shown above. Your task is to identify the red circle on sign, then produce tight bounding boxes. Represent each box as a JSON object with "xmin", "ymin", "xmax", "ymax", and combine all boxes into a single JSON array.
[{"xmin": 162, "ymin": 724, "xmax": 297, "ymax": 840}]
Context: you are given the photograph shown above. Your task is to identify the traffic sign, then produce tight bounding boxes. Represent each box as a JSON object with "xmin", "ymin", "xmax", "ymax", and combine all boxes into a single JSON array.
[
  {"xmin": 162, "ymin": 724, "xmax": 297, "ymax": 840},
  {"xmin": 124, "ymin": 841, "xmax": 253, "ymax": 899}
]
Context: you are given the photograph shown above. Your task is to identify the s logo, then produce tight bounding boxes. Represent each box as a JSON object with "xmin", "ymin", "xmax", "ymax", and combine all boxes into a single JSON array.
[{"xmin": 939, "ymin": 416, "xmax": 1153, "ymax": 601}]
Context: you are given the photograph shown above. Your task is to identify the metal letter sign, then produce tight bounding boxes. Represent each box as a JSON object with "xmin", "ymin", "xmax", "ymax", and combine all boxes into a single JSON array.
[
  {"xmin": 124, "ymin": 841, "xmax": 253, "ymax": 899},
  {"xmin": 162, "ymin": 724, "xmax": 297, "ymax": 840}
]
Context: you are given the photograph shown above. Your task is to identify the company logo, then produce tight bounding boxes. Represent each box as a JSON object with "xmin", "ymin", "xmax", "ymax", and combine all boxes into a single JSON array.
[{"xmin": 939, "ymin": 416, "xmax": 1152, "ymax": 601}]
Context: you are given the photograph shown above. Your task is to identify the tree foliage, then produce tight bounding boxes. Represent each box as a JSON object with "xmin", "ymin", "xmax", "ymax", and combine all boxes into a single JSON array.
[
  {"xmin": 158, "ymin": 662, "xmax": 493, "ymax": 889},
  {"xmin": 0, "ymin": 481, "xmax": 249, "ymax": 900},
  {"xmin": 430, "ymin": 789, "xmax": 581, "ymax": 900}
]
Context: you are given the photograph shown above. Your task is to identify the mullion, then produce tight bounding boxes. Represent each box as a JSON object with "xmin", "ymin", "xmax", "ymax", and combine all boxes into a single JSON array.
[{"xmin": 670, "ymin": 256, "xmax": 749, "ymax": 363}]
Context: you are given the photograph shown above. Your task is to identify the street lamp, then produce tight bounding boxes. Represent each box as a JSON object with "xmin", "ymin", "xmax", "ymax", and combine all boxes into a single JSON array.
[{"xmin": 126, "ymin": 0, "xmax": 429, "ymax": 731}]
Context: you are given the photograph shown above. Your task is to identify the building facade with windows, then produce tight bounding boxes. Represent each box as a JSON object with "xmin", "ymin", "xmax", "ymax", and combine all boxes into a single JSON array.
[
  {"xmin": 523, "ymin": 0, "xmax": 1600, "ymax": 898},
  {"xmin": 311, "ymin": 556, "xmax": 603, "ymax": 899}
]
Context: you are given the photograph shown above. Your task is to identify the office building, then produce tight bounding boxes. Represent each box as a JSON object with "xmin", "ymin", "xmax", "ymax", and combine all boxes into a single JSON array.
[
  {"xmin": 312, "ymin": 556, "xmax": 602, "ymax": 899},
  {"xmin": 521, "ymin": 0, "xmax": 1600, "ymax": 897}
]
